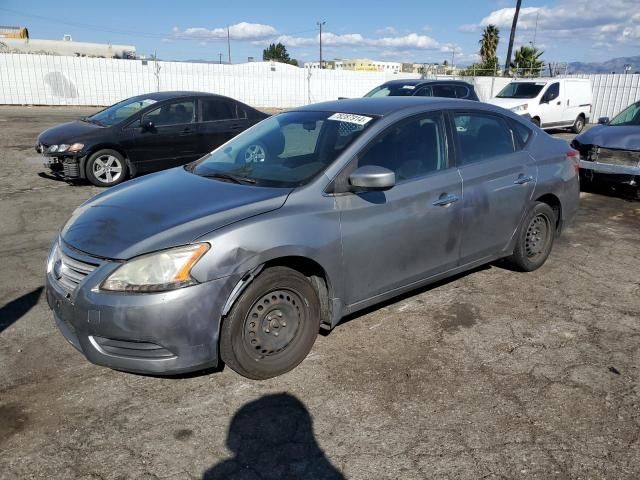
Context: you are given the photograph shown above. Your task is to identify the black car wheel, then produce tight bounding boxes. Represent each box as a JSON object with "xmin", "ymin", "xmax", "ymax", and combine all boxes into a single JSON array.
[
  {"xmin": 86, "ymin": 149, "xmax": 128, "ymax": 187},
  {"xmin": 220, "ymin": 267, "xmax": 320, "ymax": 380},
  {"xmin": 531, "ymin": 117, "xmax": 541, "ymax": 128},
  {"xmin": 506, "ymin": 202, "xmax": 556, "ymax": 272},
  {"xmin": 571, "ymin": 115, "xmax": 585, "ymax": 134}
]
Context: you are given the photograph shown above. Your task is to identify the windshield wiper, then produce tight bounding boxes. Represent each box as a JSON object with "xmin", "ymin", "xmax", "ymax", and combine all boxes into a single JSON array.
[{"xmin": 199, "ymin": 172, "xmax": 257, "ymax": 185}]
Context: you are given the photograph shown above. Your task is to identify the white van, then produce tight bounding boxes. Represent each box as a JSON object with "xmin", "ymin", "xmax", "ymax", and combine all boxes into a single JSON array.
[{"xmin": 488, "ymin": 78, "xmax": 592, "ymax": 133}]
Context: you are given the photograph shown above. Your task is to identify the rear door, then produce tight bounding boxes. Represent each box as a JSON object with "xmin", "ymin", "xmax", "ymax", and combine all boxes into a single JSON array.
[
  {"xmin": 451, "ymin": 111, "xmax": 537, "ymax": 264},
  {"xmin": 336, "ymin": 112, "xmax": 463, "ymax": 306},
  {"xmin": 197, "ymin": 97, "xmax": 245, "ymax": 155}
]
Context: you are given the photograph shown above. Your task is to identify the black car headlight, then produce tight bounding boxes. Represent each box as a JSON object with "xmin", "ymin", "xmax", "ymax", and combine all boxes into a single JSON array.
[{"xmin": 101, "ymin": 244, "xmax": 210, "ymax": 292}]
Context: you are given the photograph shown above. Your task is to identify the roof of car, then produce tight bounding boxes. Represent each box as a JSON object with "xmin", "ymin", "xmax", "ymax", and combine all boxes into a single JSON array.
[
  {"xmin": 380, "ymin": 79, "xmax": 473, "ymax": 87},
  {"xmin": 130, "ymin": 91, "xmax": 225, "ymax": 101},
  {"xmin": 294, "ymin": 96, "xmax": 480, "ymax": 117}
]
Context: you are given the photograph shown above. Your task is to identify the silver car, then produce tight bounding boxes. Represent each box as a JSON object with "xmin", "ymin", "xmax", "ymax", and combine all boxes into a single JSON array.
[{"xmin": 46, "ymin": 97, "xmax": 580, "ymax": 379}]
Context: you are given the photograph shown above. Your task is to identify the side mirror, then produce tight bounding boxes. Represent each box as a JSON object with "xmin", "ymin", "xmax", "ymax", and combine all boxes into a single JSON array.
[
  {"xmin": 598, "ymin": 116, "xmax": 610, "ymax": 125},
  {"xmin": 349, "ymin": 165, "xmax": 395, "ymax": 191},
  {"xmin": 141, "ymin": 120, "xmax": 154, "ymax": 132}
]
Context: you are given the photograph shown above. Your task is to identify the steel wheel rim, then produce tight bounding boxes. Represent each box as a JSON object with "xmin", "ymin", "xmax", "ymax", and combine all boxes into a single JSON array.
[
  {"xmin": 524, "ymin": 213, "xmax": 551, "ymax": 259},
  {"xmin": 93, "ymin": 154, "xmax": 123, "ymax": 183},
  {"xmin": 243, "ymin": 289, "xmax": 304, "ymax": 359},
  {"xmin": 244, "ymin": 144, "xmax": 266, "ymax": 163}
]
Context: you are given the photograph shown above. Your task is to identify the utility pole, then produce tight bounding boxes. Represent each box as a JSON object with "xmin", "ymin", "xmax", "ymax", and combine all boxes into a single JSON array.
[
  {"xmin": 218, "ymin": 53, "xmax": 222, "ymax": 64},
  {"xmin": 317, "ymin": 21, "xmax": 326, "ymax": 68},
  {"xmin": 227, "ymin": 26, "xmax": 231, "ymax": 64},
  {"xmin": 532, "ymin": 11, "xmax": 540, "ymax": 48},
  {"xmin": 504, "ymin": 0, "xmax": 522, "ymax": 75}
]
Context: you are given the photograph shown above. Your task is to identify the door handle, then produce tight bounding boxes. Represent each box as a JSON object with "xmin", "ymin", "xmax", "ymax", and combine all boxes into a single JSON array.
[
  {"xmin": 514, "ymin": 175, "xmax": 534, "ymax": 185},
  {"xmin": 179, "ymin": 127, "xmax": 193, "ymax": 136},
  {"xmin": 432, "ymin": 194, "xmax": 459, "ymax": 207}
]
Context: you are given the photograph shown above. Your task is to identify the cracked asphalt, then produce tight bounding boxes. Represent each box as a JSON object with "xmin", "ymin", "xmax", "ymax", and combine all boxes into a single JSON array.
[{"xmin": 0, "ymin": 106, "xmax": 639, "ymax": 479}]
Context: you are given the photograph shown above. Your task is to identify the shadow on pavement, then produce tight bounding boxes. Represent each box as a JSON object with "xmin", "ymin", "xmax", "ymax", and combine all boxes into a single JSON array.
[
  {"xmin": 0, "ymin": 286, "xmax": 44, "ymax": 334},
  {"xmin": 202, "ymin": 393, "xmax": 344, "ymax": 480}
]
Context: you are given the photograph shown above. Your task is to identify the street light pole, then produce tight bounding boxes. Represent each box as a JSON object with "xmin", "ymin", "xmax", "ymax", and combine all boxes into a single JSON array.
[
  {"xmin": 227, "ymin": 26, "xmax": 231, "ymax": 64},
  {"xmin": 317, "ymin": 21, "xmax": 326, "ymax": 69}
]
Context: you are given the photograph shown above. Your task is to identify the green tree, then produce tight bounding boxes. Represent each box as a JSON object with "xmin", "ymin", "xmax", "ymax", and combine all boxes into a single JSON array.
[
  {"xmin": 511, "ymin": 45, "xmax": 544, "ymax": 77},
  {"xmin": 479, "ymin": 25, "xmax": 500, "ymax": 65},
  {"xmin": 262, "ymin": 42, "xmax": 298, "ymax": 66}
]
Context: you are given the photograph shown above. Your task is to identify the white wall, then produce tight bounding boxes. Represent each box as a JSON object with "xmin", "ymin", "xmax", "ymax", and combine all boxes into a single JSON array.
[{"xmin": 1, "ymin": 54, "xmax": 638, "ymax": 120}]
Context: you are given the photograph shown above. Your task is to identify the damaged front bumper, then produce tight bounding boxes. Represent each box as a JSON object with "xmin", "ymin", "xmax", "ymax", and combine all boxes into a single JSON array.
[
  {"xmin": 577, "ymin": 146, "xmax": 639, "ymax": 186},
  {"xmin": 36, "ymin": 143, "xmax": 85, "ymax": 179}
]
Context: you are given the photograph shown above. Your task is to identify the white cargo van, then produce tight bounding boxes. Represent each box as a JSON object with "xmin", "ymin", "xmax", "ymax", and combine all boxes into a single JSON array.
[{"xmin": 488, "ymin": 78, "xmax": 592, "ymax": 133}]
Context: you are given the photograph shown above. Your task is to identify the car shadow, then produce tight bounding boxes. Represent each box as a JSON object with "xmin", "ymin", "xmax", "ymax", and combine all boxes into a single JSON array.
[
  {"xmin": 580, "ymin": 177, "xmax": 639, "ymax": 202},
  {"xmin": 201, "ymin": 393, "xmax": 345, "ymax": 480},
  {"xmin": 0, "ymin": 286, "xmax": 44, "ymax": 334},
  {"xmin": 37, "ymin": 172, "xmax": 85, "ymax": 186},
  {"xmin": 324, "ymin": 264, "xmax": 492, "ymax": 334}
]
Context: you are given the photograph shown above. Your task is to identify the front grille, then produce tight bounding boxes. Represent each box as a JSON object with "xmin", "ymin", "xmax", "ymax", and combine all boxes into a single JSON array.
[
  {"xmin": 92, "ymin": 336, "xmax": 176, "ymax": 359},
  {"xmin": 63, "ymin": 161, "xmax": 80, "ymax": 178},
  {"xmin": 53, "ymin": 249, "xmax": 100, "ymax": 293}
]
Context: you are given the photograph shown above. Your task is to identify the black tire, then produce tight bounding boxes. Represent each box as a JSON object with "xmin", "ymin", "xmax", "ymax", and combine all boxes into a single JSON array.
[
  {"xmin": 571, "ymin": 115, "xmax": 585, "ymax": 134},
  {"xmin": 531, "ymin": 117, "xmax": 541, "ymax": 128},
  {"xmin": 506, "ymin": 202, "xmax": 557, "ymax": 272},
  {"xmin": 220, "ymin": 267, "xmax": 321, "ymax": 380},
  {"xmin": 85, "ymin": 149, "xmax": 128, "ymax": 187}
]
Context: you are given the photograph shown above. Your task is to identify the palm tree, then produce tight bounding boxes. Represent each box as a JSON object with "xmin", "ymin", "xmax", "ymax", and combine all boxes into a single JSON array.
[
  {"xmin": 511, "ymin": 45, "xmax": 544, "ymax": 77},
  {"xmin": 504, "ymin": 0, "xmax": 523, "ymax": 75},
  {"xmin": 479, "ymin": 25, "xmax": 500, "ymax": 65}
]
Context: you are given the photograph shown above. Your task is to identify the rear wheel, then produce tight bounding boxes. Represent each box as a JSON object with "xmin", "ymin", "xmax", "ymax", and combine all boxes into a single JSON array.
[
  {"xmin": 506, "ymin": 202, "xmax": 556, "ymax": 272},
  {"xmin": 220, "ymin": 267, "xmax": 321, "ymax": 379},
  {"xmin": 85, "ymin": 149, "xmax": 128, "ymax": 187},
  {"xmin": 571, "ymin": 115, "xmax": 585, "ymax": 134}
]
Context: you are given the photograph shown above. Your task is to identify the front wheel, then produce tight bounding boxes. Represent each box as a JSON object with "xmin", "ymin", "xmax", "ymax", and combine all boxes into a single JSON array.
[
  {"xmin": 85, "ymin": 149, "xmax": 128, "ymax": 187},
  {"xmin": 505, "ymin": 202, "xmax": 557, "ymax": 272},
  {"xmin": 220, "ymin": 267, "xmax": 321, "ymax": 380}
]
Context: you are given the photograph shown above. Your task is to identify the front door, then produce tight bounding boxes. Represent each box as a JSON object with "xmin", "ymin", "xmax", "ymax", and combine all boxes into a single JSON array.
[
  {"xmin": 336, "ymin": 112, "xmax": 463, "ymax": 307},
  {"xmin": 538, "ymin": 82, "xmax": 563, "ymax": 127},
  {"xmin": 451, "ymin": 111, "xmax": 537, "ymax": 264},
  {"xmin": 123, "ymin": 99, "xmax": 199, "ymax": 172}
]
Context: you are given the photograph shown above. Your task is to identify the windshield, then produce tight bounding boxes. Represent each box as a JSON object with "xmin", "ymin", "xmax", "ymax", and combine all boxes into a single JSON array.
[
  {"xmin": 609, "ymin": 102, "xmax": 640, "ymax": 126},
  {"xmin": 190, "ymin": 111, "xmax": 377, "ymax": 187},
  {"xmin": 87, "ymin": 97, "xmax": 158, "ymax": 126},
  {"xmin": 496, "ymin": 82, "xmax": 545, "ymax": 99},
  {"xmin": 364, "ymin": 84, "xmax": 417, "ymax": 97}
]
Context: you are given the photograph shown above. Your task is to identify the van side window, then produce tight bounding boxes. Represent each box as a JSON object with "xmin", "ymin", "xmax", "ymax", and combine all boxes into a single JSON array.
[
  {"xmin": 358, "ymin": 113, "xmax": 448, "ymax": 181},
  {"xmin": 543, "ymin": 83, "xmax": 560, "ymax": 102},
  {"xmin": 453, "ymin": 113, "xmax": 516, "ymax": 165}
]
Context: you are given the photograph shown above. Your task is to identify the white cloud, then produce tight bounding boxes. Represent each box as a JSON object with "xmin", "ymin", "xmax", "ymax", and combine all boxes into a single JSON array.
[
  {"xmin": 173, "ymin": 22, "xmax": 277, "ymax": 41},
  {"xmin": 376, "ymin": 26, "xmax": 397, "ymax": 35},
  {"xmin": 461, "ymin": 0, "xmax": 640, "ymax": 48}
]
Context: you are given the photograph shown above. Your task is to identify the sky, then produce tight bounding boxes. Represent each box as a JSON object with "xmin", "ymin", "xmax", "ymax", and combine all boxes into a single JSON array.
[{"xmin": 1, "ymin": 0, "xmax": 638, "ymax": 66}]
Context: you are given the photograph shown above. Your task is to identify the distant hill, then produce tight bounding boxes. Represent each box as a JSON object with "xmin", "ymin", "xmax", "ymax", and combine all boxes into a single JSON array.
[{"xmin": 567, "ymin": 55, "xmax": 640, "ymax": 74}]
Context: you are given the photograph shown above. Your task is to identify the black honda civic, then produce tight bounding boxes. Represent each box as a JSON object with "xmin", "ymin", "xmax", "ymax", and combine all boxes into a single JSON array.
[{"xmin": 36, "ymin": 91, "xmax": 268, "ymax": 187}]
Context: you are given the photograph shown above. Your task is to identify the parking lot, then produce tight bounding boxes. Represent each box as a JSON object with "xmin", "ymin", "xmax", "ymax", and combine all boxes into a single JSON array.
[{"xmin": 0, "ymin": 106, "xmax": 639, "ymax": 479}]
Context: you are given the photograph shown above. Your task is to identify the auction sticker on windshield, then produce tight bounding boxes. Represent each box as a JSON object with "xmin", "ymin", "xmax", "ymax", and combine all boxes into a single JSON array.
[{"xmin": 328, "ymin": 113, "xmax": 373, "ymax": 126}]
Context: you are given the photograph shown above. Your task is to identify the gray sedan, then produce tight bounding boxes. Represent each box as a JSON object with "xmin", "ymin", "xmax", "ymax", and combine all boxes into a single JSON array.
[{"xmin": 46, "ymin": 97, "xmax": 580, "ymax": 379}]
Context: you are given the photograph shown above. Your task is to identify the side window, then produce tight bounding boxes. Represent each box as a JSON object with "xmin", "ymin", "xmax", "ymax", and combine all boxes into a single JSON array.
[
  {"xmin": 414, "ymin": 86, "xmax": 432, "ymax": 97},
  {"xmin": 201, "ymin": 98, "xmax": 235, "ymax": 121},
  {"xmin": 453, "ymin": 113, "xmax": 516, "ymax": 165},
  {"xmin": 542, "ymin": 83, "xmax": 560, "ymax": 102},
  {"xmin": 144, "ymin": 100, "xmax": 195, "ymax": 127},
  {"xmin": 432, "ymin": 84, "xmax": 458, "ymax": 98},
  {"xmin": 511, "ymin": 120, "xmax": 532, "ymax": 146},
  {"xmin": 358, "ymin": 113, "xmax": 448, "ymax": 181},
  {"xmin": 454, "ymin": 85, "xmax": 469, "ymax": 98}
]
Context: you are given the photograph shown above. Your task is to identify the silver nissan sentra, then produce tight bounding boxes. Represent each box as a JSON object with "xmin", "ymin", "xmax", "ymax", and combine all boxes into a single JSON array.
[{"xmin": 46, "ymin": 97, "xmax": 580, "ymax": 379}]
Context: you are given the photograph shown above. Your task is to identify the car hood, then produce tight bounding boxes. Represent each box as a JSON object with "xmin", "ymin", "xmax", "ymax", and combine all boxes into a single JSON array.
[
  {"xmin": 62, "ymin": 168, "xmax": 292, "ymax": 260},
  {"xmin": 486, "ymin": 97, "xmax": 532, "ymax": 110},
  {"xmin": 575, "ymin": 124, "xmax": 640, "ymax": 150},
  {"xmin": 37, "ymin": 120, "xmax": 103, "ymax": 145}
]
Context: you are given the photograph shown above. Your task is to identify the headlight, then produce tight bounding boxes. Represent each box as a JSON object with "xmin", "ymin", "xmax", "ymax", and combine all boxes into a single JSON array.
[
  {"xmin": 47, "ymin": 240, "xmax": 61, "ymax": 274},
  {"xmin": 101, "ymin": 243, "xmax": 210, "ymax": 293},
  {"xmin": 48, "ymin": 143, "xmax": 84, "ymax": 153},
  {"xmin": 510, "ymin": 104, "xmax": 528, "ymax": 112}
]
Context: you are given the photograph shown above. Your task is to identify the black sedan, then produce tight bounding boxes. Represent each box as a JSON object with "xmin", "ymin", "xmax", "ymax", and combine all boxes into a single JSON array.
[
  {"xmin": 571, "ymin": 100, "xmax": 639, "ymax": 197},
  {"xmin": 36, "ymin": 91, "xmax": 268, "ymax": 187},
  {"xmin": 364, "ymin": 79, "xmax": 479, "ymax": 101}
]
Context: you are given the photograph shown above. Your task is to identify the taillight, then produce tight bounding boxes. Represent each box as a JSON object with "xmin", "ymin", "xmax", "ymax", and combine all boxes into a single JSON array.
[{"xmin": 567, "ymin": 149, "xmax": 580, "ymax": 174}]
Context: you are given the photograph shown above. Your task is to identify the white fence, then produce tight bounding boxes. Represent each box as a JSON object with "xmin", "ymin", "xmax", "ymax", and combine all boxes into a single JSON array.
[{"xmin": 1, "ymin": 54, "xmax": 639, "ymax": 120}]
